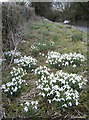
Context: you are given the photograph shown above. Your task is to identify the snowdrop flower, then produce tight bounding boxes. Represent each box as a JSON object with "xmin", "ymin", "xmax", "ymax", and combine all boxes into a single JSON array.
[
  {"xmin": 1, "ymin": 84, "xmax": 6, "ymax": 89},
  {"xmin": 21, "ymin": 103, "xmax": 23, "ymax": 106},
  {"xmin": 73, "ymin": 64, "xmax": 77, "ymax": 68},
  {"xmin": 48, "ymin": 100, "xmax": 51, "ymax": 104},
  {"xmin": 68, "ymin": 102, "xmax": 72, "ymax": 106},
  {"xmin": 14, "ymin": 59, "xmax": 19, "ymax": 63},
  {"xmin": 62, "ymin": 104, "xmax": 67, "ymax": 108},
  {"xmin": 39, "ymin": 52, "xmax": 41, "ymax": 55},
  {"xmin": 25, "ymin": 102, "xmax": 30, "ymax": 106},
  {"xmin": 42, "ymin": 53, "xmax": 45, "ymax": 56},
  {"xmin": 34, "ymin": 106, "xmax": 37, "ymax": 109},
  {"xmin": 21, "ymin": 40, "xmax": 26, "ymax": 43},
  {"xmin": 24, "ymin": 106, "xmax": 28, "ymax": 112},
  {"xmin": 31, "ymin": 101, "xmax": 35, "ymax": 106}
]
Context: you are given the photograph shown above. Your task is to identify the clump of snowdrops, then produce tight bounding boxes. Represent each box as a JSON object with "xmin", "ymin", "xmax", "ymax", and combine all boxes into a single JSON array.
[
  {"xmin": 46, "ymin": 51, "xmax": 86, "ymax": 69},
  {"xmin": 35, "ymin": 66, "xmax": 87, "ymax": 109},
  {"xmin": 31, "ymin": 41, "xmax": 55, "ymax": 55},
  {"xmin": 18, "ymin": 55, "xmax": 37, "ymax": 71},
  {"xmin": 1, "ymin": 67, "xmax": 27, "ymax": 97},
  {"xmin": 21, "ymin": 101, "xmax": 38, "ymax": 117},
  {"xmin": 4, "ymin": 50, "xmax": 21, "ymax": 63}
]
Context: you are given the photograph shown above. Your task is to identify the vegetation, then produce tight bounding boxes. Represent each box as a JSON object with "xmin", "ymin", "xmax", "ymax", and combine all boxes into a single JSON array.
[
  {"xmin": 32, "ymin": 2, "xmax": 88, "ymax": 24},
  {"xmin": 1, "ymin": 18, "xmax": 88, "ymax": 119}
]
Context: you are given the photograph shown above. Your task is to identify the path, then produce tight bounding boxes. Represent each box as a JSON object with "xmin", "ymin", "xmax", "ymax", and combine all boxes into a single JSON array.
[
  {"xmin": 58, "ymin": 22, "xmax": 88, "ymax": 33},
  {"xmin": 72, "ymin": 25, "xmax": 89, "ymax": 33}
]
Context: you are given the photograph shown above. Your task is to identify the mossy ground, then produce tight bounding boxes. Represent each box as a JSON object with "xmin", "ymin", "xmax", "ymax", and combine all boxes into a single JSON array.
[{"xmin": 2, "ymin": 19, "xmax": 89, "ymax": 119}]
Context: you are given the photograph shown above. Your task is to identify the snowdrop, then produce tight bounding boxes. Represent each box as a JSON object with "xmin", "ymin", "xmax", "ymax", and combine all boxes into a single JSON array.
[
  {"xmin": 14, "ymin": 59, "xmax": 19, "ymax": 64},
  {"xmin": 24, "ymin": 106, "xmax": 28, "ymax": 112}
]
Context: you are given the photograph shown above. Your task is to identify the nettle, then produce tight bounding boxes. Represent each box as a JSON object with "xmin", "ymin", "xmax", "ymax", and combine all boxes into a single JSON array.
[
  {"xmin": 35, "ymin": 66, "xmax": 87, "ymax": 109},
  {"xmin": 18, "ymin": 55, "xmax": 37, "ymax": 71},
  {"xmin": 21, "ymin": 101, "xmax": 38, "ymax": 117},
  {"xmin": 4, "ymin": 50, "xmax": 21, "ymax": 63},
  {"xmin": 1, "ymin": 67, "xmax": 27, "ymax": 97},
  {"xmin": 46, "ymin": 51, "xmax": 86, "ymax": 69}
]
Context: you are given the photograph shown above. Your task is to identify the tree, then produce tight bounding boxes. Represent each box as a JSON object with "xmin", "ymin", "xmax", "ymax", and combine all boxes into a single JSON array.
[{"xmin": 31, "ymin": 2, "xmax": 53, "ymax": 20}]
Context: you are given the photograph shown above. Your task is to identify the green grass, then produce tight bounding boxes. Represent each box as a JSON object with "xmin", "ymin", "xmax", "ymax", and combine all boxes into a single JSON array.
[{"xmin": 72, "ymin": 32, "xmax": 83, "ymax": 42}]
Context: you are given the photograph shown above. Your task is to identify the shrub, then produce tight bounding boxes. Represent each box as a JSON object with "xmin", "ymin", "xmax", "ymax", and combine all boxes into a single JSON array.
[
  {"xmin": 35, "ymin": 68, "xmax": 87, "ymax": 109},
  {"xmin": 2, "ymin": 3, "xmax": 33, "ymax": 49},
  {"xmin": 72, "ymin": 33, "xmax": 83, "ymax": 42}
]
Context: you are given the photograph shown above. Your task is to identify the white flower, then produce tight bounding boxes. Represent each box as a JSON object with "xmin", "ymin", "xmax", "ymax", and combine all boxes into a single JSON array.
[
  {"xmin": 41, "ymin": 93, "xmax": 45, "ymax": 97},
  {"xmin": 68, "ymin": 102, "xmax": 72, "ymax": 106},
  {"xmin": 21, "ymin": 103, "xmax": 23, "ymax": 106},
  {"xmin": 48, "ymin": 100, "xmax": 51, "ymax": 104},
  {"xmin": 24, "ymin": 106, "xmax": 28, "ymax": 112},
  {"xmin": 42, "ymin": 53, "xmax": 45, "ymax": 56},
  {"xmin": 31, "ymin": 101, "xmax": 35, "ymax": 106},
  {"xmin": 25, "ymin": 102, "xmax": 30, "ymax": 106},
  {"xmin": 62, "ymin": 104, "xmax": 67, "ymax": 108},
  {"xmin": 39, "ymin": 52, "xmax": 41, "ymax": 55},
  {"xmin": 14, "ymin": 59, "xmax": 19, "ymax": 63},
  {"xmin": 34, "ymin": 106, "xmax": 37, "ymax": 109},
  {"xmin": 73, "ymin": 64, "xmax": 77, "ymax": 68},
  {"xmin": 1, "ymin": 84, "xmax": 6, "ymax": 89}
]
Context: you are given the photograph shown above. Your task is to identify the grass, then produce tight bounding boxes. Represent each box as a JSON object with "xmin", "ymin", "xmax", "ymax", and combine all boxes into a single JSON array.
[
  {"xmin": 2, "ymin": 18, "xmax": 88, "ymax": 119},
  {"xmin": 72, "ymin": 32, "xmax": 83, "ymax": 42}
]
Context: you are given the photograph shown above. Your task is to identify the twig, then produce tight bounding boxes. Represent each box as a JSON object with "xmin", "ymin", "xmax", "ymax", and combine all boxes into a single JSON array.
[
  {"xmin": 5, "ymin": 39, "xmax": 21, "ymax": 70},
  {"xmin": 70, "ymin": 115, "xmax": 86, "ymax": 120}
]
